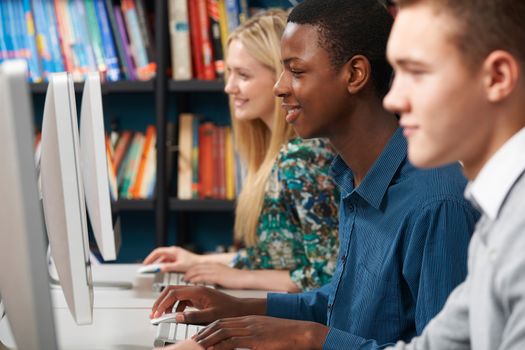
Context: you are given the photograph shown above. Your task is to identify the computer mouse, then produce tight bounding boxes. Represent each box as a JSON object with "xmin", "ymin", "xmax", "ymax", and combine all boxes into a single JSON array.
[
  {"xmin": 150, "ymin": 312, "xmax": 179, "ymax": 325},
  {"xmin": 137, "ymin": 263, "xmax": 161, "ymax": 274}
]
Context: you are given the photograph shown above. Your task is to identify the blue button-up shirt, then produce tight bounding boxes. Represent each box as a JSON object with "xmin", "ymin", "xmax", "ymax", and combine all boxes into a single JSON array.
[{"xmin": 267, "ymin": 129, "xmax": 479, "ymax": 349}]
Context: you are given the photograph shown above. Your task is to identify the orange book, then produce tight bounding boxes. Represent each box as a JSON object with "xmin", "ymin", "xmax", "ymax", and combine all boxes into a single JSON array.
[
  {"xmin": 105, "ymin": 135, "xmax": 118, "ymax": 201},
  {"xmin": 198, "ymin": 122, "xmax": 215, "ymax": 198},
  {"xmin": 131, "ymin": 126, "xmax": 156, "ymax": 198}
]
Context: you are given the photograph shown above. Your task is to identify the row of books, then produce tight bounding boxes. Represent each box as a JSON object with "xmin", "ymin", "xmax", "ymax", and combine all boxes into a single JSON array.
[
  {"xmin": 174, "ymin": 114, "xmax": 237, "ymax": 200},
  {"xmin": 0, "ymin": 0, "xmax": 155, "ymax": 83},
  {"xmin": 0, "ymin": 0, "xmax": 265, "ymax": 83},
  {"xmin": 108, "ymin": 125, "xmax": 157, "ymax": 200},
  {"xmin": 168, "ymin": 0, "xmax": 251, "ymax": 81}
]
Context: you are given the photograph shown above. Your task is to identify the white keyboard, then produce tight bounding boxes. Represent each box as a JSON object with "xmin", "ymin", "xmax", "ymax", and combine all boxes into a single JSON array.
[
  {"xmin": 154, "ymin": 322, "xmax": 204, "ymax": 347},
  {"xmin": 152, "ymin": 272, "xmax": 215, "ymax": 292}
]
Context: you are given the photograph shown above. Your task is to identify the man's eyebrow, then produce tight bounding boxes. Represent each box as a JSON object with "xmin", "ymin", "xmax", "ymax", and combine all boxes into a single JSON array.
[
  {"xmin": 281, "ymin": 57, "xmax": 302, "ymax": 65},
  {"xmin": 392, "ymin": 57, "xmax": 429, "ymax": 68}
]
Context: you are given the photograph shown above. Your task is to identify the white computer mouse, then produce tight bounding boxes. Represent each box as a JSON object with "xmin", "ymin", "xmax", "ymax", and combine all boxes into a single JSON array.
[
  {"xmin": 137, "ymin": 263, "xmax": 161, "ymax": 274},
  {"xmin": 150, "ymin": 312, "xmax": 179, "ymax": 325}
]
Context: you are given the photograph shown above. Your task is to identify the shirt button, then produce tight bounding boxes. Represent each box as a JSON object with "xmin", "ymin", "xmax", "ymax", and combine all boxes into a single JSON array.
[
  {"xmin": 327, "ymin": 303, "xmax": 332, "ymax": 311},
  {"xmin": 341, "ymin": 255, "xmax": 347, "ymax": 264},
  {"xmin": 348, "ymin": 204, "xmax": 355, "ymax": 212}
]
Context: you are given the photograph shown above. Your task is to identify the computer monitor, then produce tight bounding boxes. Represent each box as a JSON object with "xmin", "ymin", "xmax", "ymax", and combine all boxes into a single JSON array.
[
  {"xmin": 40, "ymin": 72, "xmax": 93, "ymax": 325},
  {"xmin": 0, "ymin": 60, "xmax": 58, "ymax": 349},
  {"xmin": 80, "ymin": 73, "xmax": 121, "ymax": 262}
]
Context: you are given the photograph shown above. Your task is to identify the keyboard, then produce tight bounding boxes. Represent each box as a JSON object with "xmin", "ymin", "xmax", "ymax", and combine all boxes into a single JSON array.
[
  {"xmin": 152, "ymin": 272, "xmax": 215, "ymax": 292},
  {"xmin": 154, "ymin": 322, "xmax": 250, "ymax": 349},
  {"xmin": 154, "ymin": 322, "xmax": 204, "ymax": 347}
]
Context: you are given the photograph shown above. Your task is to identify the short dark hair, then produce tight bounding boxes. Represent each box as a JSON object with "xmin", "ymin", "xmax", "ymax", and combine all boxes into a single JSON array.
[
  {"xmin": 396, "ymin": 0, "xmax": 525, "ymax": 67},
  {"xmin": 288, "ymin": 0, "xmax": 394, "ymax": 98}
]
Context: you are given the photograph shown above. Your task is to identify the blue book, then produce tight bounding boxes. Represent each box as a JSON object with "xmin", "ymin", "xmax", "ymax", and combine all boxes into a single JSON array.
[
  {"xmin": 68, "ymin": 0, "xmax": 97, "ymax": 78},
  {"xmin": 21, "ymin": 0, "xmax": 42, "ymax": 82},
  {"xmin": 95, "ymin": 0, "xmax": 121, "ymax": 81},
  {"xmin": 42, "ymin": 0, "xmax": 65, "ymax": 72},
  {"xmin": 10, "ymin": 0, "xmax": 25, "ymax": 61},
  {"xmin": 0, "ymin": 4, "xmax": 7, "ymax": 63},
  {"xmin": 225, "ymin": 0, "xmax": 240, "ymax": 33},
  {"xmin": 0, "ymin": 2, "xmax": 14, "ymax": 61},
  {"xmin": 32, "ymin": 0, "xmax": 54, "ymax": 77}
]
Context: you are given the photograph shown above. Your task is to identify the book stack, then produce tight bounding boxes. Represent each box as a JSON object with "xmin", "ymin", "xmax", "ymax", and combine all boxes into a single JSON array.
[
  {"xmin": 110, "ymin": 125, "xmax": 157, "ymax": 200},
  {"xmin": 172, "ymin": 114, "xmax": 236, "ymax": 200}
]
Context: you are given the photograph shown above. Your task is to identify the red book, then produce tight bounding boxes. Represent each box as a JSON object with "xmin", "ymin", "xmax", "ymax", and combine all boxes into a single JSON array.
[
  {"xmin": 198, "ymin": 122, "xmax": 215, "ymax": 198},
  {"xmin": 196, "ymin": 0, "xmax": 216, "ymax": 80},
  {"xmin": 188, "ymin": 0, "xmax": 205, "ymax": 79},
  {"xmin": 217, "ymin": 126, "xmax": 226, "ymax": 199}
]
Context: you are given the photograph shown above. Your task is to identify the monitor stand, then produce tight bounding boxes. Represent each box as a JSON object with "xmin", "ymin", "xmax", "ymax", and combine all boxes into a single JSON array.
[{"xmin": 47, "ymin": 249, "xmax": 132, "ymax": 290}]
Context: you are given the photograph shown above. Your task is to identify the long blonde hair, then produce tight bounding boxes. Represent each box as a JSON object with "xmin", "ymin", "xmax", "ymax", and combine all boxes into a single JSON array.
[{"xmin": 229, "ymin": 10, "xmax": 296, "ymax": 246}]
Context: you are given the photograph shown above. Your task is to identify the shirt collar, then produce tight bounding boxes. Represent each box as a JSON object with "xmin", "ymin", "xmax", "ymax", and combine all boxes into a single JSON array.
[
  {"xmin": 330, "ymin": 128, "xmax": 407, "ymax": 209},
  {"xmin": 465, "ymin": 126, "xmax": 525, "ymax": 220}
]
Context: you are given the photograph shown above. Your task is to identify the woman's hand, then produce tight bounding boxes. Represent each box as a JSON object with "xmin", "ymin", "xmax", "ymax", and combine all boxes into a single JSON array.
[
  {"xmin": 184, "ymin": 263, "xmax": 251, "ymax": 289},
  {"xmin": 143, "ymin": 246, "xmax": 202, "ymax": 272}
]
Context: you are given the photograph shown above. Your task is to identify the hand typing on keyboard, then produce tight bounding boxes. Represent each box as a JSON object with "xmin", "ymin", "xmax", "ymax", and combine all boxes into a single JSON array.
[
  {"xmin": 151, "ymin": 286, "xmax": 263, "ymax": 324},
  {"xmin": 193, "ymin": 315, "xmax": 327, "ymax": 350}
]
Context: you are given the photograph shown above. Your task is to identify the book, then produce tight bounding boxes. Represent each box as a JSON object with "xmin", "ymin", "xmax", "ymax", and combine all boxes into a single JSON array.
[
  {"xmin": 207, "ymin": 0, "xmax": 225, "ymax": 78},
  {"xmin": 134, "ymin": 0, "xmax": 155, "ymax": 68},
  {"xmin": 217, "ymin": 0, "xmax": 229, "ymax": 55},
  {"xmin": 113, "ymin": 130, "xmax": 133, "ymax": 175},
  {"xmin": 95, "ymin": 0, "xmax": 121, "ymax": 81},
  {"xmin": 121, "ymin": 0, "xmax": 155, "ymax": 80},
  {"xmin": 225, "ymin": 126, "xmax": 235, "ymax": 199},
  {"xmin": 168, "ymin": 0, "xmax": 192, "ymax": 80},
  {"xmin": 177, "ymin": 114, "xmax": 194, "ymax": 200},
  {"xmin": 196, "ymin": 0, "xmax": 216, "ymax": 80},
  {"xmin": 225, "ymin": 0, "xmax": 239, "ymax": 34},
  {"xmin": 32, "ymin": 0, "xmax": 54, "ymax": 77},
  {"xmin": 84, "ymin": 0, "xmax": 108, "ymax": 78},
  {"xmin": 191, "ymin": 116, "xmax": 200, "ymax": 198},
  {"xmin": 198, "ymin": 122, "xmax": 215, "ymax": 198},
  {"xmin": 104, "ymin": 0, "xmax": 131, "ymax": 80},
  {"xmin": 105, "ymin": 134, "xmax": 118, "ymax": 201},
  {"xmin": 131, "ymin": 125, "xmax": 155, "ymax": 198},
  {"xmin": 54, "ymin": 0, "xmax": 78, "ymax": 78},
  {"xmin": 68, "ymin": 0, "xmax": 98, "ymax": 80},
  {"xmin": 114, "ymin": 5, "xmax": 137, "ymax": 81},
  {"xmin": 165, "ymin": 121, "xmax": 177, "ymax": 195},
  {"xmin": 188, "ymin": 0, "xmax": 204, "ymax": 79},
  {"xmin": 21, "ymin": 0, "xmax": 42, "ymax": 82}
]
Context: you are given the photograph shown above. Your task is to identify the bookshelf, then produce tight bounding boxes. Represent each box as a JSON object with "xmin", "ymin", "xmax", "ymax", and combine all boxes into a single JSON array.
[{"xmin": 23, "ymin": 0, "xmax": 292, "ymax": 260}]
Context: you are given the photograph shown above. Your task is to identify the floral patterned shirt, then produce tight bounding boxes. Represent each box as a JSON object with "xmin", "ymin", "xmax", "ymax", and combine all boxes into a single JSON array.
[{"xmin": 233, "ymin": 138, "xmax": 340, "ymax": 291}]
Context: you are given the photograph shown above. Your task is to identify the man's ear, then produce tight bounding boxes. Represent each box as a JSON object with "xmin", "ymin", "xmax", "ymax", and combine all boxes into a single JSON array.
[
  {"xmin": 343, "ymin": 55, "xmax": 372, "ymax": 94},
  {"xmin": 483, "ymin": 50, "xmax": 519, "ymax": 102}
]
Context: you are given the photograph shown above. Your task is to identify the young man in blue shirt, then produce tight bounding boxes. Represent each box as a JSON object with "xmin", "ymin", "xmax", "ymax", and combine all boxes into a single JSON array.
[
  {"xmin": 383, "ymin": 0, "xmax": 525, "ymax": 349},
  {"xmin": 151, "ymin": 1, "xmax": 478, "ymax": 349}
]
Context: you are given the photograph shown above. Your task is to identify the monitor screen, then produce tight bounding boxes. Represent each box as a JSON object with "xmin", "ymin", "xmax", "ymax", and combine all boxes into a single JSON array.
[
  {"xmin": 40, "ymin": 72, "xmax": 93, "ymax": 325},
  {"xmin": 0, "ymin": 60, "xmax": 58, "ymax": 349}
]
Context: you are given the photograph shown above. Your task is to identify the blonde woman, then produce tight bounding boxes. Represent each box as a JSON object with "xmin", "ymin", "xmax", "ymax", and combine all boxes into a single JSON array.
[{"xmin": 143, "ymin": 10, "xmax": 339, "ymax": 292}]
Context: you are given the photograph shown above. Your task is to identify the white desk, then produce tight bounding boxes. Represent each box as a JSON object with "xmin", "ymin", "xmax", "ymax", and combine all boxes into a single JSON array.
[
  {"xmin": 1, "ymin": 264, "xmax": 274, "ymax": 349},
  {"xmin": 1, "ymin": 308, "xmax": 157, "ymax": 350}
]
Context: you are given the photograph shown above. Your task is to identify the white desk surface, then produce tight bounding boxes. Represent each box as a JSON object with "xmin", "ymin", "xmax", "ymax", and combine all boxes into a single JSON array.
[
  {"xmin": 1, "ymin": 308, "xmax": 157, "ymax": 350},
  {"xmin": 1, "ymin": 264, "xmax": 274, "ymax": 349}
]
